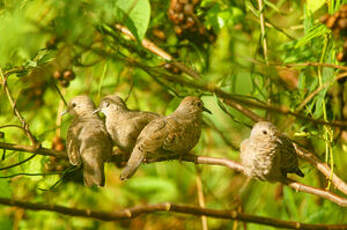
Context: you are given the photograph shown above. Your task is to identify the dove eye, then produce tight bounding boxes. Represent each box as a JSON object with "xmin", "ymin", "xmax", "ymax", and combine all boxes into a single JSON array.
[
  {"xmin": 262, "ymin": 130, "xmax": 268, "ymax": 135},
  {"xmin": 105, "ymin": 102, "xmax": 110, "ymax": 108},
  {"xmin": 72, "ymin": 103, "xmax": 77, "ymax": 108}
]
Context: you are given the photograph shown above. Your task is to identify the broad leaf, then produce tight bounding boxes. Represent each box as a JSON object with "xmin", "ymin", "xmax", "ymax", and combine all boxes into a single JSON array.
[{"xmin": 115, "ymin": 0, "xmax": 151, "ymax": 41}]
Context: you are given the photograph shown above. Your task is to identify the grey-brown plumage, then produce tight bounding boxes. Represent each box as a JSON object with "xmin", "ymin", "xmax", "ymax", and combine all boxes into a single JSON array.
[
  {"xmin": 96, "ymin": 94, "xmax": 160, "ymax": 155},
  {"xmin": 120, "ymin": 96, "xmax": 211, "ymax": 180},
  {"xmin": 240, "ymin": 121, "xmax": 304, "ymax": 182},
  {"xmin": 65, "ymin": 95, "xmax": 112, "ymax": 187}
]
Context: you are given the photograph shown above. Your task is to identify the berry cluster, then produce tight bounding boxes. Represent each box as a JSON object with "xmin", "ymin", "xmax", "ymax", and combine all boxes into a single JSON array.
[
  {"xmin": 321, "ymin": 5, "xmax": 347, "ymax": 62},
  {"xmin": 51, "ymin": 136, "xmax": 65, "ymax": 152},
  {"xmin": 53, "ymin": 69, "xmax": 75, "ymax": 88},
  {"xmin": 168, "ymin": 0, "xmax": 214, "ymax": 42},
  {"xmin": 45, "ymin": 136, "xmax": 69, "ymax": 172},
  {"xmin": 20, "ymin": 82, "xmax": 47, "ymax": 108},
  {"xmin": 168, "ymin": 0, "xmax": 201, "ymax": 34}
]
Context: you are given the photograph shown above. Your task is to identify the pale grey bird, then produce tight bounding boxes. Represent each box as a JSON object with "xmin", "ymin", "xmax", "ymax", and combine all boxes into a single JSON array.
[
  {"xmin": 64, "ymin": 95, "xmax": 112, "ymax": 187},
  {"xmin": 240, "ymin": 121, "xmax": 304, "ymax": 182},
  {"xmin": 95, "ymin": 94, "xmax": 160, "ymax": 156},
  {"xmin": 120, "ymin": 96, "xmax": 211, "ymax": 180}
]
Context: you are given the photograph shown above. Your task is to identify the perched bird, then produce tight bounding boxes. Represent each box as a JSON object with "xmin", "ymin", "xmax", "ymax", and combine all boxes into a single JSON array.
[
  {"xmin": 95, "ymin": 94, "xmax": 160, "ymax": 156},
  {"xmin": 120, "ymin": 96, "xmax": 211, "ymax": 180},
  {"xmin": 240, "ymin": 121, "xmax": 304, "ymax": 182},
  {"xmin": 64, "ymin": 95, "xmax": 112, "ymax": 187}
]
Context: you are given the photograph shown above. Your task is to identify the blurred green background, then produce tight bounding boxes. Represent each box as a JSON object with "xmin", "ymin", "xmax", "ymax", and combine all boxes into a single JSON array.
[{"xmin": 0, "ymin": 0, "xmax": 346, "ymax": 229}]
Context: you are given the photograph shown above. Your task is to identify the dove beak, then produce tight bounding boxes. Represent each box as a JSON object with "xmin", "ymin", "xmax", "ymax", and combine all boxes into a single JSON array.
[
  {"xmin": 203, "ymin": 107, "xmax": 212, "ymax": 114},
  {"xmin": 60, "ymin": 110, "xmax": 69, "ymax": 116},
  {"xmin": 93, "ymin": 108, "xmax": 101, "ymax": 114}
]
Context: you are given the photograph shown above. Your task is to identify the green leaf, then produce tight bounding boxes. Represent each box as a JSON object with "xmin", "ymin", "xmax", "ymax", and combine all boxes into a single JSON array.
[
  {"xmin": 295, "ymin": 25, "xmax": 330, "ymax": 48},
  {"xmin": 313, "ymin": 96, "xmax": 325, "ymax": 119},
  {"xmin": 307, "ymin": 0, "xmax": 326, "ymax": 13},
  {"xmin": 115, "ymin": 0, "xmax": 151, "ymax": 41}
]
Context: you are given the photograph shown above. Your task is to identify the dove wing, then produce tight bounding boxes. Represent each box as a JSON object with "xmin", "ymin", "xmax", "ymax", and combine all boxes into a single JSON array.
[
  {"xmin": 120, "ymin": 118, "xmax": 168, "ymax": 180},
  {"xmin": 66, "ymin": 119, "xmax": 82, "ymax": 166},
  {"xmin": 279, "ymin": 135, "xmax": 304, "ymax": 177}
]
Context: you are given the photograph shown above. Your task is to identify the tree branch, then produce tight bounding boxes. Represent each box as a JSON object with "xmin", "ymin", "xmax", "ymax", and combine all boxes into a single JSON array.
[
  {"xmin": 0, "ymin": 197, "xmax": 345, "ymax": 229},
  {"xmin": 0, "ymin": 142, "xmax": 66, "ymax": 158},
  {"xmin": 294, "ymin": 144, "xmax": 347, "ymax": 196},
  {"xmin": 2, "ymin": 141, "xmax": 345, "ymax": 206}
]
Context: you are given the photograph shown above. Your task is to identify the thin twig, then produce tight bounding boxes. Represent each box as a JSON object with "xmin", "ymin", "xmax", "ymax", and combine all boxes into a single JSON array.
[
  {"xmin": 0, "ymin": 124, "xmax": 27, "ymax": 131},
  {"xmin": 52, "ymin": 82, "xmax": 68, "ymax": 107},
  {"xmin": 195, "ymin": 167, "xmax": 208, "ymax": 230},
  {"xmin": 0, "ymin": 68, "xmax": 39, "ymax": 147},
  {"xmin": 257, "ymin": 0, "xmax": 268, "ymax": 65},
  {"xmin": 0, "ymin": 153, "xmax": 38, "ymax": 171},
  {"xmin": 114, "ymin": 24, "xmax": 201, "ymax": 79},
  {"xmin": 296, "ymin": 72, "xmax": 347, "ymax": 112},
  {"xmin": 0, "ymin": 198, "xmax": 345, "ymax": 229},
  {"xmin": 0, "ymin": 171, "xmax": 62, "ymax": 179},
  {"xmin": 246, "ymin": 58, "xmax": 347, "ymax": 71},
  {"xmin": 283, "ymin": 62, "xmax": 347, "ymax": 71},
  {"xmin": 203, "ymin": 118, "xmax": 239, "ymax": 150}
]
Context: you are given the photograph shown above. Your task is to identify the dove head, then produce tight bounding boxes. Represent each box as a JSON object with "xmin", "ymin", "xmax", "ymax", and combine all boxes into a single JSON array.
[
  {"xmin": 66, "ymin": 95, "xmax": 97, "ymax": 117},
  {"xmin": 175, "ymin": 96, "xmax": 211, "ymax": 115},
  {"xmin": 98, "ymin": 95, "xmax": 127, "ymax": 116},
  {"xmin": 250, "ymin": 121, "xmax": 280, "ymax": 141}
]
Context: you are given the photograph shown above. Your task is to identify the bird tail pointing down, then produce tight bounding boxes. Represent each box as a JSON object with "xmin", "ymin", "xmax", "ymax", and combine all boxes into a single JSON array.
[
  {"xmin": 82, "ymin": 151, "xmax": 105, "ymax": 187},
  {"xmin": 295, "ymin": 168, "xmax": 305, "ymax": 177},
  {"xmin": 120, "ymin": 145, "xmax": 145, "ymax": 180}
]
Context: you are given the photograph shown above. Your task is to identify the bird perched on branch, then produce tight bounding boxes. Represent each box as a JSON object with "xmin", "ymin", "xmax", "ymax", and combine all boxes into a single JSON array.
[
  {"xmin": 94, "ymin": 94, "xmax": 160, "ymax": 156},
  {"xmin": 120, "ymin": 96, "xmax": 211, "ymax": 180},
  {"xmin": 240, "ymin": 121, "xmax": 304, "ymax": 182},
  {"xmin": 63, "ymin": 95, "xmax": 112, "ymax": 187}
]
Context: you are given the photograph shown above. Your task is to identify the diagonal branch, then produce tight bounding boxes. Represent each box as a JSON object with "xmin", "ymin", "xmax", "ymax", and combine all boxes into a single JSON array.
[
  {"xmin": 119, "ymin": 55, "xmax": 347, "ymax": 128},
  {"xmin": 294, "ymin": 144, "xmax": 347, "ymax": 196},
  {"xmin": 0, "ymin": 197, "xmax": 346, "ymax": 229},
  {"xmin": 74, "ymin": 42, "xmax": 347, "ymax": 128},
  {"xmin": 114, "ymin": 24, "xmax": 201, "ymax": 79}
]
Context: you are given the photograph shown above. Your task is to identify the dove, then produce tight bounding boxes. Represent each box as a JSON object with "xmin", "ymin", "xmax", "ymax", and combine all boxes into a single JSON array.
[
  {"xmin": 240, "ymin": 121, "xmax": 304, "ymax": 182},
  {"xmin": 95, "ymin": 94, "xmax": 160, "ymax": 156},
  {"xmin": 63, "ymin": 95, "xmax": 112, "ymax": 187},
  {"xmin": 120, "ymin": 96, "xmax": 211, "ymax": 180}
]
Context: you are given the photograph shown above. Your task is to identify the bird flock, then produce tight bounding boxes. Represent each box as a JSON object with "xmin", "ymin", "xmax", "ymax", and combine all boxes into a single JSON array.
[{"xmin": 62, "ymin": 94, "xmax": 303, "ymax": 187}]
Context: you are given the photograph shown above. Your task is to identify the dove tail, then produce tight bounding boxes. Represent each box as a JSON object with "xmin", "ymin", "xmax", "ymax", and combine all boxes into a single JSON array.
[
  {"xmin": 82, "ymin": 152, "xmax": 105, "ymax": 187},
  {"xmin": 120, "ymin": 146, "xmax": 145, "ymax": 180},
  {"xmin": 295, "ymin": 168, "xmax": 305, "ymax": 177}
]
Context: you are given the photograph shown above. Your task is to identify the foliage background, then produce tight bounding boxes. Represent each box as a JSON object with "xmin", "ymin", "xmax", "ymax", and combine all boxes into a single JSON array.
[{"xmin": 0, "ymin": 0, "xmax": 346, "ymax": 229}]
